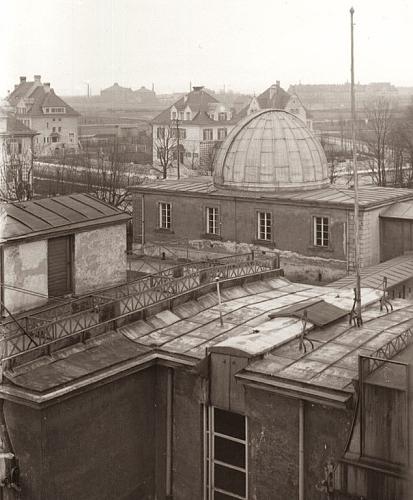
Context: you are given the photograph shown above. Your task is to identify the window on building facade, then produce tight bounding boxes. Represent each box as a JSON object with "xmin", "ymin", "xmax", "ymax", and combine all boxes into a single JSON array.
[
  {"xmin": 159, "ymin": 202, "xmax": 171, "ymax": 229},
  {"xmin": 171, "ymin": 128, "xmax": 186, "ymax": 140},
  {"xmin": 313, "ymin": 216, "xmax": 329, "ymax": 247},
  {"xmin": 157, "ymin": 127, "xmax": 165, "ymax": 139},
  {"xmin": 218, "ymin": 112, "xmax": 227, "ymax": 121},
  {"xmin": 171, "ymin": 111, "xmax": 177, "ymax": 119},
  {"xmin": 204, "ymin": 406, "xmax": 247, "ymax": 500},
  {"xmin": 206, "ymin": 207, "xmax": 219, "ymax": 235},
  {"xmin": 257, "ymin": 212, "xmax": 272, "ymax": 241},
  {"xmin": 186, "ymin": 112, "xmax": 191, "ymax": 120},
  {"xmin": 218, "ymin": 128, "xmax": 227, "ymax": 140},
  {"xmin": 203, "ymin": 129, "xmax": 213, "ymax": 141}
]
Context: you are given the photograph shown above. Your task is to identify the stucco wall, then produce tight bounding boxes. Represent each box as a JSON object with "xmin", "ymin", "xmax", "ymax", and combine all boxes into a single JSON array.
[
  {"xmin": 5, "ymin": 368, "xmax": 156, "ymax": 500},
  {"xmin": 74, "ymin": 224, "xmax": 127, "ymax": 294},
  {"xmin": 3, "ymin": 240, "xmax": 48, "ymax": 314}
]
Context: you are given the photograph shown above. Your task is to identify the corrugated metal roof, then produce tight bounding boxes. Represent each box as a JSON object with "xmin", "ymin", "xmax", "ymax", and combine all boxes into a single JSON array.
[
  {"xmin": 1, "ymin": 193, "xmax": 130, "ymax": 243},
  {"xmin": 328, "ymin": 254, "xmax": 413, "ymax": 290},
  {"xmin": 380, "ymin": 200, "xmax": 413, "ymax": 219},
  {"xmin": 268, "ymin": 299, "xmax": 348, "ymax": 326}
]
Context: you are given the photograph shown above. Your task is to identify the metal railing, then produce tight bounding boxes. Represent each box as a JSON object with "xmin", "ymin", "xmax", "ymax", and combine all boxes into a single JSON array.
[{"xmin": 1, "ymin": 254, "xmax": 277, "ymax": 363}]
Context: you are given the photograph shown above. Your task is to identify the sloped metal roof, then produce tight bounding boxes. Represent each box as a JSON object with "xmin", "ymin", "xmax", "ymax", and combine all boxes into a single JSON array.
[
  {"xmin": 0, "ymin": 193, "xmax": 130, "ymax": 243},
  {"xmin": 268, "ymin": 298, "xmax": 348, "ymax": 326},
  {"xmin": 380, "ymin": 200, "xmax": 413, "ymax": 220},
  {"xmin": 328, "ymin": 254, "xmax": 413, "ymax": 290}
]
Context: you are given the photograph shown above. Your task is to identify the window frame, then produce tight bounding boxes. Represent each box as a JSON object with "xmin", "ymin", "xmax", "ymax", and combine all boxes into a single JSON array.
[
  {"xmin": 313, "ymin": 215, "xmax": 330, "ymax": 248},
  {"xmin": 158, "ymin": 201, "xmax": 172, "ymax": 230},
  {"xmin": 206, "ymin": 207, "xmax": 220, "ymax": 236},
  {"xmin": 217, "ymin": 128, "xmax": 227, "ymax": 140},
  {"xmin": 203, "ymin": 406, "xmax": 248, "ymax": 500},
  {"xmin": 203, "ymin": 129, "xmax": 213, "ymax": 141},
  {"xmin": 256, "ymin": 211, "xmax": 272, "ymax": 242}
]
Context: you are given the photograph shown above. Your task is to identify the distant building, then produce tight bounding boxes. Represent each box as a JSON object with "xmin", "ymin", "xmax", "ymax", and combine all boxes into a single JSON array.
[
  {"xmin": 134, "ymin": 85, "xmax": 158, "ymax": 105},
  {"xmin": 237, "ymin": 82, "xmax": 310, "ymax": 128},
  {"xmin": 133, "ymin": 109, "xmax": 413, "ymax": 282},
  {"xmin": 0, "ymin": 101, "xmax": 37, "ymax": 201},
  {"xmin": 152, "ymin": 86, "xmax": 237, "ymax": 172},
  {"xmin": 7, "ymin": 75, "xmax": 80, "ymax": 155},
  {"xmin": 288, "ymin": 82, "xmax": 399, "ymax": 111},
  {"xmin": 0, "ymin": 193, "xmax": 130, "ymax": 316},
  {"xmin": 100, "ymin": 82, "xmax": 134, "ymax": 102}
]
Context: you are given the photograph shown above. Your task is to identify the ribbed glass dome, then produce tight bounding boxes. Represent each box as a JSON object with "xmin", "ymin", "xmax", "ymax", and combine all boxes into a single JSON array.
[{"xmin": 213, "ymin": 109, "xmax": 329, "ymax": 191}]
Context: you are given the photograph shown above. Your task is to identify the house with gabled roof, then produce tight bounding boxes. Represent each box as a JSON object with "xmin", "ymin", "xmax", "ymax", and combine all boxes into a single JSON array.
[
  {"xmin": 7, "ymin": 75, "xmax": 80, "ymax": 156},
  {"xmin": 0, "ymin": 101, "xmax": 37, "ymax": 201},
  {"xmin": 152, "ymin": 86, "xmax": 237, "ymax": 174},
  {"xmin": 237, "ymin": 81, "xmax": 311, "ymax": 129}
]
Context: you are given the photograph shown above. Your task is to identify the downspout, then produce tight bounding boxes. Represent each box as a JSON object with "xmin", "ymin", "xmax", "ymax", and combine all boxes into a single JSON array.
[
  {"xmin": 166, "ymin": 368, "xmax": 173, "ymax": 499},
  {"xmin": 0, "ymin": 398, "xmax": 19, "ymax": 498},
  {"xmin": 346, "ymin": 210, "xmax": 350, "ymax": 274},
  {"xmin": 299, "ymin": 400, "xmax": 304, "ymax": 500},
  {"xmin": 141, "ymin": 195, "xmax": 145, "ymax": 247}
]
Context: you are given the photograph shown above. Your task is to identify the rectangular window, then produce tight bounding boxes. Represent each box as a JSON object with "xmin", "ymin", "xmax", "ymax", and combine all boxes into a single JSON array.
[
  {"xmin": 159, "ymin": 202, "xmax": 171, "ymax": 229},
  {"xmin": 206, "ymin": 207, "xmax": 219, "ymax": 235},
  {"xmin": 203, "ymin": 129, "xmax": 213, "ymax": 141},
  {"xmin": 313, "ymin": 216, "xmax": 329, "ymax": 247},
  {"xmin": 171, "ymin": 128, "xmax": 186, "ymax": 140},
  {"xmin": 218, "ymin": 112, "xmax": 227, "ymax": 121},
  {"xmin": 186, "ymin": 112, "xmax": 191, "ymax": 120},
  {"xmin": 157, "ymin": 127, "xmax": 165, "ymax": 139},
  {"xmin": 218, "ymin": 128, "xmax": 227, "ymax": 140},
  {"xmin": 257, "ymin": 212, "xmax": 272, "ymax": 241},
  {"xmin": 204, "ymin": 406, "xmax": 247, "ymax": 500}
]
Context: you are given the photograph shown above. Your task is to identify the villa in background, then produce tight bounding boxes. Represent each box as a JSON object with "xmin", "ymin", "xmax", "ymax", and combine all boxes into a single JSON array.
[
  {"xmin": 152, "ymin": 86, "xmax": 237, "ymax": 173},
  {"xmin": 7, "ymin": 75, "xmax": 80, "ymax": 156},
  {"xmin": 237, "ymin": 81, "xmax": 311, "ymax": 129}
]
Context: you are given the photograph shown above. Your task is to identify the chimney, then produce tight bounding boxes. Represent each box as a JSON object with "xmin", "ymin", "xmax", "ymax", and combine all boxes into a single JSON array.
[
  {"xmin": 44, "ymin": 83, "xmax": 51, "ymax": 93},
  {"xmin": 276, "ymin": 80, "xmax": 280, "ymax": 87},
  {"xmin": 20, "ymin": 76, "xmax": 26, "ymax": 83},
  {"xmin": 34, "ymin": 75, "xmax": 41, "ymax": 83}
]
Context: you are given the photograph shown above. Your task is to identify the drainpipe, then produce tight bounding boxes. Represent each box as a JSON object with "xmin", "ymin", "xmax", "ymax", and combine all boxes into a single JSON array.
[
  {"xmin": 0, "ymin": 399, "xmax": 19, "ymax": 499},
  {"xmin": 346, "ymin": 210, "xmax": 350, "ymax": 274},
  {"xmin": 299, "ymin": 400, "xmax": 304, "ymax": 500},
  {"xmin": 141, "ymin": 195, "xmax": 145, "ymax": 247},
  {"xmin": 166, "ymin": 368, "xmax": 173, "ymax": 499}
]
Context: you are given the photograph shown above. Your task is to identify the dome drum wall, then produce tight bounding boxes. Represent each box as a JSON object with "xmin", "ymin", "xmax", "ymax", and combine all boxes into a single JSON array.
[{"xmin": 213, "ymin": 109, "xmax": 329, "ymax": 192}]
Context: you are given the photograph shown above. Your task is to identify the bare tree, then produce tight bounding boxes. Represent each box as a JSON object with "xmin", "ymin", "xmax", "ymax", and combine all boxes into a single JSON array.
[
  {"xmin": 199, "ymin": 141, "xmax": 221, "ymax": 176},
  {"xmin": 34, "ymin": 137, "xmax": 145, "ymax": 212},
  {"xmin": 362, "ymin": 97, "xmax": 395, "ymax": 186},
  {"xmin": 153, "ymin": 125, "xmax": 177, "ymax": 179},
  {"xmin": 0, "ymin": 138, "xmax": 33, "ymax": 202}
]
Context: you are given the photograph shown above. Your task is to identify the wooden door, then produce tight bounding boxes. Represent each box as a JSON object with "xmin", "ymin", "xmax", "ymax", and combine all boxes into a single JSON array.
[{"xmin": 48, "ymin": 236, "xmax": 73, "ymax": 297}]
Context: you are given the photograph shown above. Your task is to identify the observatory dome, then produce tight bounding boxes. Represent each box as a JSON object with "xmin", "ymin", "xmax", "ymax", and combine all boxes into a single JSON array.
[{"xmin": 213, "ymin": 109, "xmax": 329, "ymax": 191}]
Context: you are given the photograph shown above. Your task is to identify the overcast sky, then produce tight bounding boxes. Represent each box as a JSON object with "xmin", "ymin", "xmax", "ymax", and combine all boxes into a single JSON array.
[{"xmin": 1, "ymin": 0, "xmax": 412, "ymax": 97}]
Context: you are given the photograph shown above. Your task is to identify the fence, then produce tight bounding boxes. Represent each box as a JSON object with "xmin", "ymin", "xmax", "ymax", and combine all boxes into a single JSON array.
[{"xmin": 1, "ymin": 253, "xmax": 277, "ymax": 364}]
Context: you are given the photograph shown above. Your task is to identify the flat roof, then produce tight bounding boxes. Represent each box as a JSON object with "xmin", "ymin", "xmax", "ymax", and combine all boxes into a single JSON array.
[
  {"xmin": 132, "ymin": 178, "xmax": 413, "ymax": 209},
  {"xmin": 10, "ymin": 275, "xmax": 413, "ymax": 405},
  {"xmin": 328, "ymin": 254, "xmax": 413, "ymax": 290},
  {"xmin": 1, "ymin": 193, "xmax": 130, "ymax": 243}
]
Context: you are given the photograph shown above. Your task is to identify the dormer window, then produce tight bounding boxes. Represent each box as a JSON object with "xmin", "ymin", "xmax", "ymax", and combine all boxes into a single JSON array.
[
  {"xmin": 171, "ymin": 111, "xmax": 177, "ymax": 119},
  {"xmin": 185, "ymin": 112, "xmax": 191, "ymax": 120},
  {"xmin": 43, "ymin": 107, "xmax": 66, "ymax": 114},
  {"xmin": 218, "ymin": 112, "xmax": 227, "ymax": 121}
]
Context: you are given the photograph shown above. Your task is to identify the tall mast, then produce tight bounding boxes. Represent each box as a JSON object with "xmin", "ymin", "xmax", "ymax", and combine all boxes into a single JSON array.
[{"xmin": 350, "ymin": 7, "xmax": 362, "ymax": 325}]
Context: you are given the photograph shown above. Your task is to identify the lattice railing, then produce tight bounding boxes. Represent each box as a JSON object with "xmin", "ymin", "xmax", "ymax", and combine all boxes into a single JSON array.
[
  {"xmin": 361, "ymin": 327, "xmax": 413, "ymax": 377},
  {"xmin": 0, "ymin": 255, "xmax": 276, "ymax": 363}
]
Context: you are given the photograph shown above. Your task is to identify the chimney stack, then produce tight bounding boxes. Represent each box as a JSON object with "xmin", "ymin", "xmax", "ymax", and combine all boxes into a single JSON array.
[
  {"xmin": 276, "ymin": 80, "xmax": 280, "ymax": 87},
  {"xmin": 44, "ymin": 83, "xmax": 51, "ymax": 93},
  {"xmin": 34, "ymin": 75, "xmax": 41, "ymax": 83},
  {"xmin": 20, "ymin": 76, "xmax": 26, "ymax": 83}
]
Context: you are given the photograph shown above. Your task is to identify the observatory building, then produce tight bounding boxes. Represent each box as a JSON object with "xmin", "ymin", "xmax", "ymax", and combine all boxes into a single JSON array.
[{"xmin": 132, "ymin": 109, "xmax": 413, "ymax": 282}]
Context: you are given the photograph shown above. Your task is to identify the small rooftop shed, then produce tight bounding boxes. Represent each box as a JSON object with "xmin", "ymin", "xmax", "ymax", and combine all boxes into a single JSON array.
[{"xmin": 0, "ymin": 193, "xmax": 130, "ymax": 315}]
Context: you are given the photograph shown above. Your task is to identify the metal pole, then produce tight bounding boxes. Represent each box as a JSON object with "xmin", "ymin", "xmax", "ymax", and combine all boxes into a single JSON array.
[
  {"xmin": 299, "ymin": 400, "xmax": 304, "ymax": 500},
  {"xmin": 166, "ymin": 367, "xmax": 173, "ymax": 499},
  {"xmin": 176, "ymin": 119, "xmax": 180, "ymax": 180},
  {"xmin": 350, "ymin": 7, "xmax": 362, "ymax": 325},
  {"xmin": 215, "ymin": 276, "xmax": 224, "ymax": 327}
]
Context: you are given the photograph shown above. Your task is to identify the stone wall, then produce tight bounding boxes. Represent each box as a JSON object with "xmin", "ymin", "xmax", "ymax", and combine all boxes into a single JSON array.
[
  {"xmin": 3, "ymin": 240, "xmax": 48, "ymax": 314},
  {"xmin": 74, "ymin": 224, "xmax": 127, "ymax": 294}
]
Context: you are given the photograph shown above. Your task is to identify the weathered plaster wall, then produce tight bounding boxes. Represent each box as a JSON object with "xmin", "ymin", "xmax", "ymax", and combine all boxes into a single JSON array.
[
  {"xmin": 74, "ymin": 224, "xmax": 127, "ymax": 294},
  {"xmin": 3, "ymin": 240, "xmax": 48, "ymax": 314},
  {"xmin": 5, "ymin": 368, "xmax": 156, "ymax": 500}
]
